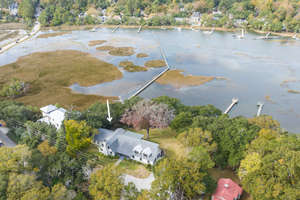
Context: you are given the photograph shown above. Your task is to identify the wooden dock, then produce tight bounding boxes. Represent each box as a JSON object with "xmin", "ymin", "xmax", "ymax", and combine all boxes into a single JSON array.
[
  {"xmin": 257, "ymin": 102, "xmax": 264, "ymax": 117},
  {"xmin": 112, "ymin": 25, "xmax": 120, "ymax": 33},
  {"xmin": 128, "ymin": 67, "xmax": 170, "ymax": 99},
  {"xmin": 138, "ymin": 25, "xmax": 142, "ymax": 33},
  {"xmin": 128, "ymin": 45, "xmax": 170, "ymax": 100},
  {"xmin": 224, "ymin": 98, "xmax": 239, "ymax": 114}
]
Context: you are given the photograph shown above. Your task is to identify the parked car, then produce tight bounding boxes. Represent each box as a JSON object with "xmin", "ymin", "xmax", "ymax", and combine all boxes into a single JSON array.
[{"xmin": 0, "ymin": 140, "xmax": 3, "ymax": 147}]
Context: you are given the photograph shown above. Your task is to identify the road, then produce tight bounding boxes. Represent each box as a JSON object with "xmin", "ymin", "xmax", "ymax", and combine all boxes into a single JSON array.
[
  {"xmin": 0, "ymin": 127, "xmax": 16, "ymax": 147},
  {"xmin": 0, "ymin": 21, "xmax": 40, "ymax": 54}
]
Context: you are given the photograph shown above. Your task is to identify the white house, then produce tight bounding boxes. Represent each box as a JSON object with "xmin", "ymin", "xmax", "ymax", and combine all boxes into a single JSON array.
[
  {"xmin": 189, "ymin": 12, "xmax": 201, "ymax": 25},
  {"xmin": 9, "ymin": 3, "xmax": 18, "ymax": 16},
  {"xmin": 94, "ymin": 128, "xmax": 163, "ymax": 165},
  {"xmin": 38, "ymin": 105, "xmax": 66, "ymax": 130}
]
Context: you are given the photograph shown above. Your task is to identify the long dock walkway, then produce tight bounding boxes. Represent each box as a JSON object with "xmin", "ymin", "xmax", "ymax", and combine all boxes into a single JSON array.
[
  {"xmin": 112, "ymin": 25, "xmax": 120, "ymax": 33},
  {"xmin": 128, "ymin": 45, "xmax": 170, "ymax": 100},
  {"xmin": 0, "ymin": 22, "xmax": 40, "ymax": 54},
  {"xmin": 224, "ymin": 98, "xmax": 239, "ymax": 114}
]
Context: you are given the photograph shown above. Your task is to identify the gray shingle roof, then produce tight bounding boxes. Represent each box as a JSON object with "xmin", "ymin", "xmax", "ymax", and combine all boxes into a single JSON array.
[{"xmin": 94, "ymin": 128, "xmax": 161, "ymax": 162}]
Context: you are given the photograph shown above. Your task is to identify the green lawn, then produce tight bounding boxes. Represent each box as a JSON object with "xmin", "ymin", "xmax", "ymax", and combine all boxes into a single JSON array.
[{"xmin": 137, "ymin": 128, "xmax": 190, "ymax": 160}]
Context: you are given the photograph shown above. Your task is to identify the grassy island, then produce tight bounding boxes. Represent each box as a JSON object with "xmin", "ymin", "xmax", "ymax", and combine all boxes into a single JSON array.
[
  {"xmin": 0, "ymin": 50, "xmax": 122, "ymax": 109},
  {"xmin": 157, "ymin": 70, "xmax": 215, "ymax": 88},
  {"xmin": 37, "ymin": 31, "xmax": 71, "ymax": 39},
  {"xmin": 119, "ymin": 61, "xmax": 147, "ymax": 72},
  {"xmin": 88, "ymin": 40, "xmax": 107, "ymax": 46},
  {"xmin": 144, "ymin": 60, "xmax": 166, "ymax": 68}
]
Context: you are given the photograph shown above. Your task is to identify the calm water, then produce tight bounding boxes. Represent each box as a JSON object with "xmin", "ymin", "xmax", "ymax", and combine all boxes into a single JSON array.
[{"xmin": 1, "ymin": 28, "xmax": 300, "ymax": 133}]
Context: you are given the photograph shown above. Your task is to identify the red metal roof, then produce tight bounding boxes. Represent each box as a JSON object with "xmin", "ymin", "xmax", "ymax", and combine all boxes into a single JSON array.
[{"xmin": 212, "ymin": 178, "xmax": 243, "ymax": 200}]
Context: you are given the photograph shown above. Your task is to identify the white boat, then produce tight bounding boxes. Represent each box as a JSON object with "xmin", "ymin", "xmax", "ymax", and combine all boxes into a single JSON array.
[
  {"xmin": 177, "ymin": 27, "xmax": 182, "ymax": 31},
  {"xmin": 292, "ymin": 34, "xmax": 299, "ymax": 40},
  {"xmin": 203, "ymin": 28, "xmax": 214, "ymax": 35},
  {"xmin": 90, "ymin": 27, "xmax": 97, "ymax": 32}
]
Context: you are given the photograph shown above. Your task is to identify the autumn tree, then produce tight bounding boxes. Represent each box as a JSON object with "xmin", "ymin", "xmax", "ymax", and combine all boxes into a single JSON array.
[
  {"xmin": 37, "ymin": 140, "xmax": 57, "ymax": 156},
  {"xmin": 89, "ymin": 165, "xmax": 124, "ymax": 200},
  {"xmin": 65, "ymin": 120, "xmax": 93, "ymax": 155},
  {"xmin": 151, "ymin": 157, "xmax": 214, "ymax": 200},
  {"xmin": 0, "ymin": 145, "xmax": 31, "ymax": 174},
  {"xmin": 238, "ymin": 130, "xmax": 300, "ymax": 200},
  {"xmin": 177, "ymin": 127, "xmax": 217, "ymax": 154},
  {"xmin": 120, "ymin": 99, "xmax": 175, "ymax": 138},
  {"xmin": 248, "ymin": 115, "xmax": 280, "ymax": 130}
]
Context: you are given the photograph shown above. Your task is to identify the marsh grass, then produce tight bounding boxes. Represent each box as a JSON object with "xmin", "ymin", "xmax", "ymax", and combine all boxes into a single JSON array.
[
  {"xmin": 37, "ymin": 31, "xmax": 71, "ymax": 39},
  {"xmin": 96, "ymin": 45, "xmax": 115, "ymax": 51},
  {"xmin": 156, "ymin": 70, "xmax": 215, "ymax": 88},
  {"xmin": 0, "ymin": 50, "xmax": 122, "ymax": 110},
  {"xmin": 108, "ymin": 47, "xmax": 135, "ymax": 56},
  {"xmin": 0, "ymin": 31, "xmax": 19, "ymax": 42},
  {"xmin": 119, "ymin": 61, "xmax": 147, "ymax": 72},
  {"xmin": 88, "ymin": 40, "xmax": 107, "ymax": 46},
  {"xmin": 136, "ymin": 53, "xmax": 149, "ymax": 58},
  {"xmin": 144, "ymin": 60, "xmax": 166, "ymax": 68}
]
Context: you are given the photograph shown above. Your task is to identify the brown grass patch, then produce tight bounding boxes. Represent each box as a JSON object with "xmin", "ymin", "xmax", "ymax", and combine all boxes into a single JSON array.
[
  {"xmin": 0, "ymin": 50, "xmax": 122, "ymax": 110},
  {"xmin": 144, "ymin": 60, "xmax": 166, "ymax": 68},
  {"xmin": 37, "ymin": 31, "xmax": 71, "ymax": 39},
  {"xmin": 0, "ymin": 23, "xmax": 27, "ymax": 30},
  {"xmin": 96, "ymin": 45, "xmax": 115, "ymax": 51},
  {"xmin": 139, "ymin": 128, "xmax": 189, "ymax": 159},
  {"xmin": 136, "ymin": 53, "xmax": 149, "ymax": 58},
  {"xmin": 119, "ymin": 61, "xmax": 147, "ymax": 72},
  {"xmin": 157, "ymin": 70, "xmax": 215, "ymax": 88},
  {"xmin": 0, "ymin": 31, "xmax": 19, "ymax": 42},
  {"xmin": 118, "ymin": 160, "xmax": 151, "ymax": 178},
  {"xmin": 108, "ymin": 47, "xmax": 135, "ymax": 56},
  {"xmin": 288, "ymin": 89, "xmax": 300, "ymax": 94},
  {"xmin": 88, "ymin": 40, "xmax": 107, "ymax": 46}
]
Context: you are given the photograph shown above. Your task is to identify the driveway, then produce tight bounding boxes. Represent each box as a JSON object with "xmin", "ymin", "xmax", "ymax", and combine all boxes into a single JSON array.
[
  {"xmin": 0, "ymin": 127, "xmax": 16, "ymax": 147},
  {"xmin": 123, "ymin": 173, "xmax": 155, "ymax": 191}
]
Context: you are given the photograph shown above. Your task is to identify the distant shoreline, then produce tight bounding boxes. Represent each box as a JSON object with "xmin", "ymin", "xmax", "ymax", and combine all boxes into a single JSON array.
[
  {"xmin": 0, "ymin": 22, "xmax": 298, "ymax": 40},
  {"xmin": 40, "ymin": 24, "xmax": 298, "ymax": 38}
]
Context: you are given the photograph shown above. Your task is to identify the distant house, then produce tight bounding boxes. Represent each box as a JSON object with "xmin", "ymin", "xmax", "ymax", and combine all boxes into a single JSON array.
[
  {"xmin": 189, "ymin": 12, "xmax": 201, "ymax": 25},
  {"xmin": 212, "ymin": 178, "xmax": 243, "ymax": 200},
  {"xmin": 93, "ymin": 128, "xmax": 163, "ymax": 165},
  {"xmin": 175, "ymin": 17, "xmax": 187, "ymax": 23},
  {"xmin": 38, "ymin": 105, "xmax": 66, "ymax": 130},
  {"xmin": 9, "ymin": 2, "xmax": 18, "ymax": 16}
]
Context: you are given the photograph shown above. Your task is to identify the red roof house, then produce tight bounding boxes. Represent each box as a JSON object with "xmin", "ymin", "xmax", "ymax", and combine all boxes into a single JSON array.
[{"xmin": 212, "ymin": 178, "xmax": 243, "ymax": 200}]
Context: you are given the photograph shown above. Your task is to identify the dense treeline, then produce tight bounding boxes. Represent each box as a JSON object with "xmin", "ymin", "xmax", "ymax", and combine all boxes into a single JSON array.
[
  {"xmin": 0, "ymin": 96, "xmax": 299, "ymax": 199},
  {"xmin": 1, "ymin": 0, "xmax": 300, "ymax": 32}
]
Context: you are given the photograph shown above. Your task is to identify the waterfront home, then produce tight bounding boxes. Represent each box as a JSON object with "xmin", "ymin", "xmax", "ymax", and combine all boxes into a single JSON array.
[
  {"xmin": 212, "ymin": 178, "xmax": 243, "ymax": 200},
  {"xmin": 38, "ymin": 105, "xmax": 66, "ymax": 130},
  {"xmin": 94, "ymin": 128, "xmax": 163, "ymax": 165},
  {"xmin": 189, "ymin": 12, "xmax": 201, "ymax": 25},
  {"xmin": 9, "ymin": 3, "xmax": 18, "ymax": 16}
]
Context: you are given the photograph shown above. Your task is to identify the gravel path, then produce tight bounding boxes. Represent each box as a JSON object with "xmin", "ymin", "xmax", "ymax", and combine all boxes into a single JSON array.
[{"xmin": 123, "ymin": 173, "xmax": 155, "ymax": 191}]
